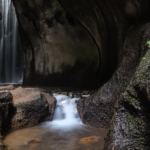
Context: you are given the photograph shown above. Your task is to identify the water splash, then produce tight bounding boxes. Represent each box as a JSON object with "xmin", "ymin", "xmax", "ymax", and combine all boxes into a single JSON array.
[{"xmin": 45, "ymin": 94, "xmax": 83, "ymax": 131}]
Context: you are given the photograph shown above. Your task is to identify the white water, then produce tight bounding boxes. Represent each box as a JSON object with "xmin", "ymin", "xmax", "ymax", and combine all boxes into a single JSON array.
[
  {"xmin": 45, "ymin": 94, "xmax": 83, "ymax": 130},
  {"xmin": 0, "ymin": 0, "xmax": 25, "ymax": 84}
]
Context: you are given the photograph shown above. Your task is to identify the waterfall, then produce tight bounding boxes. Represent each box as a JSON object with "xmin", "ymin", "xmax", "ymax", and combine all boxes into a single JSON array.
[
  {"xmin": 44, "ymin": 94, "xmax": 82, "ymax": 131},
  {"xmin": 0, "ymin": 0, "xmax": 25, "ymax": 84}
]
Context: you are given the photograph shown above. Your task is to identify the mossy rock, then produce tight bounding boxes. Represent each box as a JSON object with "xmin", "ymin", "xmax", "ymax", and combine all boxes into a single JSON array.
[{"xmin": 104, "ymin": 47, "xmax": 150, "ymax": 149}]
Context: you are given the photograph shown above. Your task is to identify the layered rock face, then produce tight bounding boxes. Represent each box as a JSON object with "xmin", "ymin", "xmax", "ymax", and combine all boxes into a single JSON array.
[{"xmin": 12, "ymin": 0, "xmax": 100, "ymax": 87}]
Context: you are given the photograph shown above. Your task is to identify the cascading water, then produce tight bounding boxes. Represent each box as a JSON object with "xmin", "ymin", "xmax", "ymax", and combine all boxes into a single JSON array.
[
  {"xmin": 45, "ymin": 94, "xmax": 83, "ymax": 130},
  {"xmin": 0, "ymin": 0, "xmax": 25, "ymax": 84}
]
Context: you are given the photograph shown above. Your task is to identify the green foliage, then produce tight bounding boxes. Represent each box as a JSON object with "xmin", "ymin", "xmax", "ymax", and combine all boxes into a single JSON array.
[{"xmin": 147, "ymin": 40, "xmax": 150, "ymax": 48}]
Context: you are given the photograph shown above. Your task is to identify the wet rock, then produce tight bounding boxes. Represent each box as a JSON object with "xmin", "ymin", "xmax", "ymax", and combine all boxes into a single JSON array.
[
  {"xmin": 28, "ymin": 139, "xmax": 42, "ymax": 144},
  {"xmin": 42, "ymin": 93, "xmax": 57, "ymax": 121},
  {"xmin": 0, "ymin": 85, "xmax": 15, "ymax": 91},
  {"xmin": 69, "ymin": 92, "xmax": 73, "ymax": 98},
  {"xmin": 0, "ymin": 92, "xmax": 13, "ymax": 150},
  {"xmin": 10, "ymin": 87, "xmax": 56, "ymax": 129},
  {"xmin": 89, "ymin": 90, "xmax": 96, "ymax": 95},
  {"xmin": 104, "ymin": 48, "xmax": 150, "ymax": 149},
  {"xmin": 80, "ymin": 136, "xmax": 101, "ymax": 144},
  {"xmin": 25, "ymin": 88, "xmax": 42, "ymax": 92},
  {"xmin": 83, "ymin": 91, "xmax": 89, "ymax": 95}
]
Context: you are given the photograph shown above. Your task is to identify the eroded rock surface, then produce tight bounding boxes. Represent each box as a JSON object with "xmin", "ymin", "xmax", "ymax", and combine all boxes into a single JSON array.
[
  {"xmin": 10, "ymin": 87, "xmax": 56, "ymax": 129},
  {"xmin": 104, "ymin": 46, "xmax": 150, "ymax": 149},
  {"xmin": 12, "ymin": 0, "xmax": 100, "ymax": 87}
]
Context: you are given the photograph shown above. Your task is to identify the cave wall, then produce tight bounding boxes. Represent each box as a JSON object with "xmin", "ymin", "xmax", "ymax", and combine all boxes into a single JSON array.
[
  {"xmin": 11, "ymin": 0, "xmax": 136, "ymax": 87},
  {"xmin": 73, "ymin": 0, "xmax": 150, "ymax": 126},
  {"xmin": 59, "ymin": 0, "xmax": 124, "ymax": 82},
  {"xmin": 12, "ymin": 0, "xmax": 101, "ymax": 87}
]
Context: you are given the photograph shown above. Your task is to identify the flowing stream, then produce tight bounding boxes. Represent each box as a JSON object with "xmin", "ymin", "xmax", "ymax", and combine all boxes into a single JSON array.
[
  {"xmin": 0, "ymin": 0, "xmax": 25, "ymax": 84},
  {"xmin": 49, "ymin": 94, "xmax": 81, "ymax": 129},
  {"xmin": 3, "ymin": 92, "xmax": 107, "ymax": 150}
]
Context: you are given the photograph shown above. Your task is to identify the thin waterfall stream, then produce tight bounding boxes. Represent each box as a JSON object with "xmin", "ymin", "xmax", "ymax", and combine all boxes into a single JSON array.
[{"xmin": 0, "ymin": 0, "xmax": 25, "ymax": 84}]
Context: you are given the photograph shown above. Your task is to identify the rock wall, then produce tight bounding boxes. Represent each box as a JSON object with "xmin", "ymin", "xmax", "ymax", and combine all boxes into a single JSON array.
[
  {"xmin": 59, "ymin": 0, "xmax": 124, "ymax": 83},
  {"xmin": 77, "ymin": 24, "xmax": 150, "ymax": 128},
  {"xmin": 76, "ymin": 0, "xmax": 150, "ymax": 127},
  {"xmin": 11, "ymin": 0, "xmax": 150, "ymax": 87},
  {"xmin": 12, "ymin": 0, "xmax": 142, "ymax": 87},
  {"xmin": 12, "ymin": 0, "xmax": 101, "ymax": 87},
  {"xmin": 104, "ymin": 43, "xmax": 150, "ymax": 150}
]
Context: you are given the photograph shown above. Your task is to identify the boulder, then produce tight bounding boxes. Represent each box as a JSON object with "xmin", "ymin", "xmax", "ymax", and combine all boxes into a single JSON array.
[
  {"xmin": 0, "ymin": 86, "xmax": 56, "ymax": 149},
  {"xmin": 42, "ymin": 93, "xmax": 57, "ymax": 121},
  {"xmin": 104, "ymin": 47, "xmax": 150, "ymax": 149},
  {"xmin": 10, "ymin": 87, "xmax": 56, "ymax": 129},
  {"xmin": 0, "ymin": 92, "xmax": 13, "ymax": 150}
]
